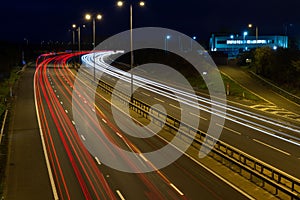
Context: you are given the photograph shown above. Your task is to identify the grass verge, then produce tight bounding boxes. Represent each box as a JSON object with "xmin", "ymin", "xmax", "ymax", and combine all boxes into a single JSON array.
[{"xmin": 188, "ymin": 72, "xmax": 262, "ymax": 102}]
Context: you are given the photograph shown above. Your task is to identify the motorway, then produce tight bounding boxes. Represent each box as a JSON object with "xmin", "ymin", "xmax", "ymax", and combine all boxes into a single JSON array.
[
  {"xmin": 82, "ymin": 51, "xmax": 300, "ymax": 178},
  {"xmin": 34, "ymin": 52, "xmax": 252, "ymax": 199}
]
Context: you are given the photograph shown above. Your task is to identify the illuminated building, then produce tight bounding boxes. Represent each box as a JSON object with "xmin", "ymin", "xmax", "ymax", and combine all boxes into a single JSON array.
[{"xmin": 209, "ymin": 34, "xmax": 288, "ymax": 58}]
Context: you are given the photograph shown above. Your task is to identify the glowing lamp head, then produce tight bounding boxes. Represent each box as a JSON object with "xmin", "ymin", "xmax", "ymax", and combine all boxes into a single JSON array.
[
  {"xmin": 166, "ymin": 35, "xmax": 171, "ymax": 40},
  {"xmin": 248, "ymin": 24, "xmax": 253, "ymax": 28},
  {"xmin": 96, "ymin": 14, "xmax": 102, "ymax": 20},
  {"xmin": 139, "ymin": 1, "xmax": 145, "ymax": 7},
  {"xmin": 243, "ymin": 31, "xmax": 248, "ymax": 36},
  {"xmin": 117, "ymin": 1, "xmax": 124, "ymax": 7},
  {"xmin": 72, "ymin": 24, "xmax": 76, "ymax": 28},
  {"xmin": 85, "ymin": 14, "xmax": 91, "ymax": 20}
]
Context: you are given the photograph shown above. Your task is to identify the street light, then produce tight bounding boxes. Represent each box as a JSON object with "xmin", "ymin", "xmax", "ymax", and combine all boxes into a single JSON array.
[
  {"xmin": 164, "ymin": 35, "xmax": 171, "ymax": 51},
  {"xmin": 117, "ymin": 0, "xmax": 145, "ymax": 102},
  {"xmin": 243, "ymin": 31, "xmax": 248, "ymax": 40},
  {"xmin": 243, "ymin": 31, "xmax": 248, "ymax": 51},
  {"xmin": 72, "ymin": 24, "xmax": 76, "ymax": 51},
  {"xmin": 85, "ymin": 13, "xmax": 102, "ymax": 49},
  {"xmin": 191, "ymin": 36, "xmax": 196, "ymax": 51},
  {"xmin": 248, "ymin": 23, "xmax": 258, "ymax": 41},
  {"xmin": 85, "ymin": 13, "xmax": 102, "ymax": 81},
  {"xmin": 72, "ymin": 24, "xmax": 86, "ymax": 52}
]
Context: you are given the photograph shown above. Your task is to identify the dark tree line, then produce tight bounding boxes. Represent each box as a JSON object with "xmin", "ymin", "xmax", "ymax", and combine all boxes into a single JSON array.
[{"xmin": 239, "ymin": 47, "xmax": 300, "ymax": 91}]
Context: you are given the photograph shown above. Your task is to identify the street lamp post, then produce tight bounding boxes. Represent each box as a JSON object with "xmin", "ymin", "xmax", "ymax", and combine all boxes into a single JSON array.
[
  {"xmin": 117, "ymin": 0, "xmax": 145, "ymax": 102},
  {"xmin": 78, "ymin": 26, "xmax": 81, "ymax": 52},
  {"xmin": 243, "ymin": 31, "xmax": 248, "ymax": 50},
  {"xmin": 72, "ymin": 24, "xmax": 76, "ymax": 51},
  {"xmin": 74, "ymin": 24, "xmax": 85, "ymax": 52},
  {"xmin": 85, "ymin": 13, "xmax": 102, "ymax": 81},
  {"xmin": 164, "ymin": 35, "xmax": 171, "ymax": 51},
  {"xmin": 248, "ymin": 24, "xmax": 258, "ymax": 41},
  {"xmin": 191, "ymin": 36, "xmax": 196, "ymax": 51}
]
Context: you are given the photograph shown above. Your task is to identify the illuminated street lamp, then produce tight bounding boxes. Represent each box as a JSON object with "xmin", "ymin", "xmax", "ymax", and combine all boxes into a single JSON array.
[
  {"xmin": 243, "ymin": 31, "xmax": 248, "ymax": 40},
  {"xmin": 191, "ymin": 36, "xmax": 196, "ymax": 51},
  {"xmin": 164, "ymin": 35, "xmax": 171, "ymax": 51},
  {"xmin": 72, "ymin": 24, "xmax": 76, "ymax": 47},
  {"xmin": 117, "ymin": 1, "xmax": 145, "ymax": 102},
  {"xmin": 73, "ymin": 24, "xmax": 86, "ymax": 52},
  {"xmin": 71, "ymin": 24, "xmax": 79, "ymax": 53},
  {"xmin": 85, "ymin": 13, "xmax": 103, "ymax": 81},
  {"xmin": 248, "ymin": 23, "xmax": 258, "ymax": 41},
  {"xmin": 85, "ymin": 13, "xmax": 102, "ymax": 49}
]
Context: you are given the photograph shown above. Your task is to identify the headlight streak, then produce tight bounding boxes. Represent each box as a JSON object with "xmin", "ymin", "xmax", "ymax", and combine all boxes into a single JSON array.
[{"xmin": 82, "ymin": 51, "xmax": 300, "ymax": 147}]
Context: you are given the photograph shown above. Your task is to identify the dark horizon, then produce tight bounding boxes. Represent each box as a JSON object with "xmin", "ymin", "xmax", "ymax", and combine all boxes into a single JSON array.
[{"xmin": 1, "ymin": 0, "xmax": 300, "ymax": 45}]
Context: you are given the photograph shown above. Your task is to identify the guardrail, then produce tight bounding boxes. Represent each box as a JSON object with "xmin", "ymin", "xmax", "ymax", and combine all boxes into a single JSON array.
[{"xmin": 98, "ymin": 79, "xmax": 300, "ymax": 200}]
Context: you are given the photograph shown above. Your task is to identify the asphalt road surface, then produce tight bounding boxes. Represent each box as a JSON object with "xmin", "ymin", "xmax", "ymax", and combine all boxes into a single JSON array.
[{"xmin": 3, "ymin": 65, "xmax": 53, "ymax": 200}]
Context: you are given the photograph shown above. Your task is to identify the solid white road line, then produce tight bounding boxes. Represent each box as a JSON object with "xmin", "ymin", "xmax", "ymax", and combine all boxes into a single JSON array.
[
  {"xmin": 116, "ymin": 190, "xmax": 126, "ymax": 200},
  {"xmin": 216, "ymin": 123, "xmax": 242, "ymax": 135},
  {"xmin": 34, "ymin": 70, "xmax": 59, "ymax": 200},
  {"xmin": 253, "ymin": 139, "xmax": 291, "ymax": 156},
  {"xmin": 170, "ymin": 183, "xmax": 184, "ymax": 196}
]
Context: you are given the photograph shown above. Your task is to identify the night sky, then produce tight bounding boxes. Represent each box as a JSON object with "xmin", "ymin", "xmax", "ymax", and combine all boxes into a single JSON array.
[{"xmin": 1, "ymin": 0, "xmax": 300, "ymax": 44}]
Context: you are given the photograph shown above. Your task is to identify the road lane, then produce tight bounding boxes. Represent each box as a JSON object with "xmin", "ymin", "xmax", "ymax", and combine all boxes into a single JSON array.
[
  {"xmin": 33, "ymin": 51, "xmax": 300, "ymax": 199},
  {"xmin": 35, "ymin": 53, "xmax": 254, "ymax": 199}
]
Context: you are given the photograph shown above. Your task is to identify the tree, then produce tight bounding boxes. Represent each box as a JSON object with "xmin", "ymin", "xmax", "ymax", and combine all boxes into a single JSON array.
[{"xmin": 254, "ymin": 46, "xmax": 273, "ymax": 76}]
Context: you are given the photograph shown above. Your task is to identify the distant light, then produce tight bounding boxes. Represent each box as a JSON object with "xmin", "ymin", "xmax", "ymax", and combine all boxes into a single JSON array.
[
  {"xmin": 117, "ymin": 1, "xmax": 123, "ymax": 7},
  {"xmin": 139, "ymin": 1, "xmax": 145, "ymax": 7},
  {"xmin": 85, "ymin": 14, "xmax": 91, "ymax": 20},
  {"xmin": 96, "ymin": 14, "xmax": 102, "ymax": 20},
  {"xmin": 243, "ymin": 31, "xmax": 248, "ymax": 36},
  {"xmin": 72, "ymin": 24, "xmax": 76, "ymax": 28},
  {"xmin": 273, "ymin": 46, "xmax": 277, "ymax": 50},
  {"xmin": 248, "ymin": 24, "xmax": 253, "ymax": 28},
  {"xmin": 246, "ymin": 58, "xmax": 252, "ymax": 63},
  {"xmin": 193, "ymin": 36, "xmax": 197, "ymax": 40},
  {"xmin": 202, "ymin": 71, "xmax": 207, "ymax": 75},
  {"xmin": 166, "ymin": 35, "xmax": 171, "ymax": 39},
  {"xmin": 230, "ymin": 35, "xmax": 234, "ymax": 39}
]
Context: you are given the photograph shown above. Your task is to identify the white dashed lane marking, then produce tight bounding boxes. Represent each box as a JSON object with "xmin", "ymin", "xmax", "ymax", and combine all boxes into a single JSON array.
[{"xmin": 253, "ymin": 139, "xmax": 291, "ymax": 156}]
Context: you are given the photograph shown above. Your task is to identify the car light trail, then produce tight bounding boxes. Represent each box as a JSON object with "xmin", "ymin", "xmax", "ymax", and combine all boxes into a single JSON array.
[{"xmin": 81, "ymin": 51, "xmax": 300, "ymax": 145}]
